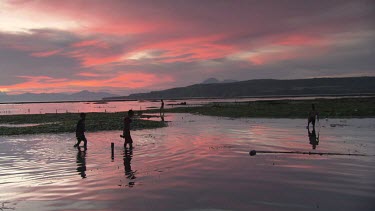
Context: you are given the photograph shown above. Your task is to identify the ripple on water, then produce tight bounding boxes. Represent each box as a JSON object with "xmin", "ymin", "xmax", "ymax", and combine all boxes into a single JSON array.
[{"xmin": 0, "ymin": 115, "xmax": 374, "ymax": 210}]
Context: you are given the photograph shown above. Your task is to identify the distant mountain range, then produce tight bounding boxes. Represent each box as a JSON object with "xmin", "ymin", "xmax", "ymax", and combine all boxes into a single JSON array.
[
  {"xmin": 105, "ymin": 77, "xmax": 375, "ymax": 100},
  {"xmin": 0, "ymin": 90, "xmax": 118, "ymax": 103}
]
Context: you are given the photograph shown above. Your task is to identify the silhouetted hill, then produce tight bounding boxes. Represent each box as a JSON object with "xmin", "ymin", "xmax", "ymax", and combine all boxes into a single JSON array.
[
  {"xmin": 0, "ymin": 90, "xmax": 118, "ymax": 103},
  {"xmin": 201, "ymin": 78, "xmax": 238, "ymax": 84},
  {"xmin": 201, "ymin": 78, "xmax": 220, "ymax": 84},
  {"xmin": 222, "ymin": 79, "xmax": 238, "ymax": 83},
  {"xmin": 106, "ymin": 77, "xmax": 375, "ymax": 100}
]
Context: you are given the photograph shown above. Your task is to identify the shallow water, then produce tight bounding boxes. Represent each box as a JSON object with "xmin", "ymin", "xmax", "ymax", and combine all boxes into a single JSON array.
[
  {"xmin": 0, "ymin": 114, "xmax": 374, "ymax": 210},
  {"xmin": 0, "ymin": 95, "xmax": 369, "ymax": 115}
]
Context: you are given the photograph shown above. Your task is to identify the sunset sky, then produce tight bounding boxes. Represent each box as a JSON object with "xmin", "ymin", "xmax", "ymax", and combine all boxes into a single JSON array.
[{"xmin": 0, "ymin": 0, "xmax": 374, "ymax": 95}]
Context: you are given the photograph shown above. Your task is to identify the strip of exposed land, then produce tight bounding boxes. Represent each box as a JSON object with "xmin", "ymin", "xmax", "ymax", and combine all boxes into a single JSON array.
[
  {"xmin": 1, "ymin": 97, "xmax": 374, "ymax": 135},
  {"xmin": 149, "ymin": 97, "xmax": 375, "ymax": 118},
  {"xmin": 0, "ymin": 112, "xmax": 166, "ymax": 136}
]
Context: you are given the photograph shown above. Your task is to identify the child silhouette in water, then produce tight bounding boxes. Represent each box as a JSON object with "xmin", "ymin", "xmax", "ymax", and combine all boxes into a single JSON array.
[
  {"xmin": 74, "ymin": 113, "xmax": 87, "ymax": 149},
  {"xmin": 121, "ymin": 110, "xmax": 134, "ymax": 149}
]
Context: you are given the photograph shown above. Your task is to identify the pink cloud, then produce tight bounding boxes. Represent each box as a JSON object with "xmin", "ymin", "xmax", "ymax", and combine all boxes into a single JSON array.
[
  {"xmin": 123, "ymin": 34, "xmax": 237, "ymax": 63},
  {"xmin": 0, "ymin": 73, "xmax": 174, "ymax": 94},
  {"xmin": 31, "ymin": 49, "xmax": 61, "ymax": 57},
  {"xmin": 80, "ymin": 55, "xmax": 123, "ymax": 67},
  {"xmin": 62, "ymin": 48, "xmax": 122, "ymax": 67},
  {"xmin": 1, "ymin": 0, "xmax": 373, "ymax": 95},
  {"xmin": 274, "ymin": 34, "xmax": 327, "ymax": 46},
  {"xmin": 76, "ymin": 72, "xmax": 101, "ymax": 77},
  {"xmin": 71, "ymin": 39, "xmax": 109, "ymax": 48}
]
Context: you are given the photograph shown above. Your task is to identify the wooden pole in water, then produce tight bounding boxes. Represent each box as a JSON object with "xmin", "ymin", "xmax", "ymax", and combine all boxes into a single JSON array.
[
  {"xmin": 111, "ymin": 142, "xmax": 114, "ymax": 160},
  {"xmin": 249, "ymin": 150, "xmax": 369, "ymax": 157}
]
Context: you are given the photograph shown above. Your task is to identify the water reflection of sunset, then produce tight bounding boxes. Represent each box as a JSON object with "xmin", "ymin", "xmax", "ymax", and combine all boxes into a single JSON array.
[{"xmin": 1, "ymin": 114, "xmax": 374, "ymax": 209}]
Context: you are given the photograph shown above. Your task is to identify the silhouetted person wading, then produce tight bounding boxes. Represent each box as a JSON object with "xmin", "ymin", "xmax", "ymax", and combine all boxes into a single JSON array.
[
  {"xmin": 307, "ymin": 104, "xmax": 319, "ymax": 129},
  {"xmin": 122, "ymin": 110, "xmax": 134, "ymax": 149},
  {"xmin": 74, "ymin": 113, "xmax": 87, "ymax": 149}
]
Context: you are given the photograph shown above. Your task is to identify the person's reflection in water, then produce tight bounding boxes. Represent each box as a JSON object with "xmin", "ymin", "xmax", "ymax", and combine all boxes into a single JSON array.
[
  {"xmin": 76, "ymin": 147, "xmax": 87, "ymax": 178},
  {"xmin": 308, "ymin": 127, "xmax": 320, "ymax": 149},
  {"xmin": 124, "ymin": 148, "xmax": 136, "ymax": 187}
]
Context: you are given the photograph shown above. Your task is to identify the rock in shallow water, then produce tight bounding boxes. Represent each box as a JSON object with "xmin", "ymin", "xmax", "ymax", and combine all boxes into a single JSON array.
[{"xmin": 249, "ymin": 150, "xmax": 256, "ymax": 156}]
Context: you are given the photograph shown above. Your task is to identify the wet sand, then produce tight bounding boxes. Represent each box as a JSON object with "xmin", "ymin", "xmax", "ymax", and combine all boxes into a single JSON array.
[{"xmin": 0, "ymin": 114, "xmax": 374, "ymax": 210}]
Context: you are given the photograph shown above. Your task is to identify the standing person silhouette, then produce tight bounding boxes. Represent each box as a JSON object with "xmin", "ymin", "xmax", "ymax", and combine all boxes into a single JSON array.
[
  {"xmin": 160, "ymin": 99, "xmax": 165, "ymax": 117},
  {"xmin": 307, "ymin": 104, "xmax": 319, "ymax": 129},
  {"xmin": 121, "ymin": 110, "xmax": 134, "ymax": 149},
  {"xmin": 74, "ymin": 113, "xmax": 87, "ymax": 149}
]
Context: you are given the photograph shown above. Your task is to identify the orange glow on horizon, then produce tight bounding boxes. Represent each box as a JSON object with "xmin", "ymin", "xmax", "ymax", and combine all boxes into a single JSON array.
[{"xmin": 0, "ymin": 73, "xmax": 174, "ymax": 94}]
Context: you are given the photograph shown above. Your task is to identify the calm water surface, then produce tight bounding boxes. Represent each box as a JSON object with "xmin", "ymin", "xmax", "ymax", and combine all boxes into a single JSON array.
[
  {"xmin": 0, "ymin": 96, "xmax": 368, "ymax": 115},
  {"xmin": 0, "ymin": 114, "xmax": 374, "ymax": 210}
]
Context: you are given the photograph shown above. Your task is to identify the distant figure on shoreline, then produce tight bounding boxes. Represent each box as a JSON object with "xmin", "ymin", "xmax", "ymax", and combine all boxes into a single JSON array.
[
  {"xmin": 160, "ymin": 99, "xmax": 165, "ymax": 117},
  {"xmin": 121, "ymin": 110, "xmax": 134, "ymax": 149},
  {"xmin": 308, "ymin": 127, "xmax": 319, "ymax": 149},
  {"xmin": 307, "ymin": 104, "xmax": 319, "ymax": 129},
  {"xmin": 74, "ymin": 113, "xmax": 87, "ymax": 149}
]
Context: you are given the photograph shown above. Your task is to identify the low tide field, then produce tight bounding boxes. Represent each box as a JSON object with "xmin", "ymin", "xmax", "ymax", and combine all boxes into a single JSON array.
[
  {"xmin": 1, "ymin": 98, "xmax": 374, "ymax": 210},
  {"xmin": 156, "ymin": 97, "xmax": 375, "ymax": 118},
  {"xmin": 0, "ymin": 112, "xmax": 166, "ymax": 136},
  {"xmin": 1, "ymin": 97, "xmax": 374, "ymax": 136}
]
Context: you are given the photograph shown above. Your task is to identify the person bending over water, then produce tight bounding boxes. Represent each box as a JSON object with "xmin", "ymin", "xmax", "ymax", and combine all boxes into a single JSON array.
[
  {"xmin": 307, "ymin": 104, "xmax": 319, "ymax": 129},
  {"xmin": 121, "ymin": 110, "xmax": 134, "ymax": 149},
  {"xmin": 74, "ymin": 113, "xmax": 87, "ymax": 149}
]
